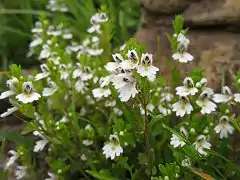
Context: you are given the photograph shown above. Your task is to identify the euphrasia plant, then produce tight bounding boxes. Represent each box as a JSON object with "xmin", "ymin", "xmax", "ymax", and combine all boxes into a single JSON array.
[{"xmin": 1, "ymin": 4, "xmax": 240, "ymax": 179}]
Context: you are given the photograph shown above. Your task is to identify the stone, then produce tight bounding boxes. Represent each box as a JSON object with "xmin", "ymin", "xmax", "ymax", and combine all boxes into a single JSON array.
[{"xmin": 136, "ymin": 0, "xmax": 240, "ymax": 89}]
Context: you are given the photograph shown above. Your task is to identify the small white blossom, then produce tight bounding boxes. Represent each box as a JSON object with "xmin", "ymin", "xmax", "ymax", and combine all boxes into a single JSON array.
[
  {"xmin": 45, "ymin": 172, "xmax": 57, "ymax": 180},
  {"xmin": 80, "ymin": 67, "xmax": 93, "ymax": 81},
  {"xmin": 176, "ymin": 77, "xmax": 198, "ymax": 96},
  {"xmin": 170, "ymin": 134, "xmax": 186, "ymax": 148},
  {"xmin": 181, "ymin": 158, "xmax": 191, "ymax": 167},
  {"xmin": 234, "ymin": 93, "xmax": 240, "ymax": 103},
  {"xmin": 137, "ymin": 53, "xmax": 159, "ymax": 81},
  {"xmin": 102, "ymin": 135, "xmax": 123, "ymax": 160},
  {"xmin": 91, "ymin": 12, "xmax": 108, "ymax": 24},
  {"xmin": 161, "ymin": 87, "xmax": 173, "ymax": 102},
  {"xmin": 0, "ymin": 77, "xmax": 18, "ymax": 99},
  {"xmin": 5, "ymin": 150, "xmax": 19, "ymax": 170},
  {"xmin": 82, "ymin": 140, "xmax": 93, "ymax": 146},
  {"xmin": 16, "ymin": 82, "xmax": 41, "ymax": 103},
  {"xmin": 42, "ymin": 80, "xmax": 58, "ymax": 97},
  {"xmin": 0, "ymin": 106, "xmax": 19, "ymax": 118},
  {"xmin": 172, "ymin": 52, "xmax": 193, "ymax": 63},
  {"xmin": 194, "ymin": 135, "xmax": 211, "ymax": 155},
  {"xmin": 81, "ymin": 154, "xmax": 87, "ymax": 161},
  {"xmin": 172, "ymin": 96, "xmax": 193, "ymax": 117},
  {"xmin": 112, "ymin": 73, "xmax": 138, "ymax": 102},
  {"xmin": 120, "ymin": 49, "xmax": 139, "ymax": 69},
  {"xmin": 15, "ymin": 166, "xmax": 28, "ymax": 180},
  {"xmin": 213, "ymin": 86, "xmax": 233, "ymax": 103},
  {"xmin": 92, "ymin": 88, "xmax": 111, "ymax": 98},
  {"xmin": 87, "ymin": 24, "xmax": 101, "ymax": 34},
  {"xmin": 196, "ymin": 92, "xmax": 217, "ymax": 114},
  {"xmin": 214, "ymin": 116, "xmax": 234, "ymax": 139},
  {"xmin": 105, "ymin": 53, "xmax": 123, "ymax": 72},
  {"xmin": 75, "ymin": 79, "xmax": 85, "ymax": 93},
  {"xmin": 35, "ymin": 64, "xmax": 50, "ymax": 81},
  {"xmin": 33, "ymin": 131, "xmax": 48, "ymax": 152},
  {"xmin": 39, "ymin": 45, "xmax": 51, "ymax": 60},
  {"xmin": 59, "ymin": 64, "xmax": 69, "ymax": 80},
  {"xmin": 158, "ymin": 104, "xmax": 171, "ymax": 116}
]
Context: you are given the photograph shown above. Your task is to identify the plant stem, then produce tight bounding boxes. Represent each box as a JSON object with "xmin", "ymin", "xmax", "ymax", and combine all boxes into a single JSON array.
[{"xmin": 144, "ymin": 102, "xmax": 150, "ymax": 152}]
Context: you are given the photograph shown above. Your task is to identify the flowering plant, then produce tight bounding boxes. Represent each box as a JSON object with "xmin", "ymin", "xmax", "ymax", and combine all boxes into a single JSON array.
[{"xmin": 1, "ymin": 4, "xmax": 240, "ymax": 180}]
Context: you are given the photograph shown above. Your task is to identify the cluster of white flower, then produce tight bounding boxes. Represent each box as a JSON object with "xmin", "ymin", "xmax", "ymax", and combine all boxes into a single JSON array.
[
  {"xmin": 102, "ymin": 49, "xmax": 159, "ymax": 102},
  {"xmin": 87, "ymin": 12, "xmax": 108, "ymax": 34},
  {"xmin": 47, "ymin": 0, "xmax": 68, "ymax": 12},
  {"xmin": 172, "ymin": 33, "xmax": 193, "ymax": 63},
  {"xmin": 172, "ymin": 77, "xmax": 216, "ymax": 117}
]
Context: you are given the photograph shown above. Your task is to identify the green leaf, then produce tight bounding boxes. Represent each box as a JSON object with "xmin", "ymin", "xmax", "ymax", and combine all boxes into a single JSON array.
[
  {"xmin": 9, "ymin": 64, "xmax": 22, "ymax": 78},
  {"xmin": 159, "ymin": 162, "xmax": 180, "ymax": 180},
  {"xmin": 0, "ymin": 131, "xmax": 33, "ymax": 149},
  {"xmin": 86, "ymin": 170, "xmax": 118, "ymax": 180}
]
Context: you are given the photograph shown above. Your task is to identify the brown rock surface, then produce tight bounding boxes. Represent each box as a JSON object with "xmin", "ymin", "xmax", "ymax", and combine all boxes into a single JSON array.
[{"xmin": 137, "ymin": 0, "xmax": 240, "ymax": 89}]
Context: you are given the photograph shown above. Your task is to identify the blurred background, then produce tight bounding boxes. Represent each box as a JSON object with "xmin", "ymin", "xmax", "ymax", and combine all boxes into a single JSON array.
[{"xmin": 0, "ymin": 0, "xmax": 141, "ymax": 91}]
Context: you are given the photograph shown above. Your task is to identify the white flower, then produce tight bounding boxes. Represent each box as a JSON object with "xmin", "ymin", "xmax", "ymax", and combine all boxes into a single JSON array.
[
  {"xmin": 91, "ymin": 12, "xmax": 108, "ymax": 24},
  {"xmin": 92, "ymin": 88, "xmax": 111, "ymax": 98},
  {"xmin": 31, "ymin": 21, "xmax": 43, "ymax": 33},
  {"xmin": 137, "ymin": 53, "xmax": 159, "ymax": 81},
  {"xmin": 5, "ymin": 150, "xmax": 19, "ymax": 170},
  {"xmin": 105, "ymin": 53, "xmax": 123, "ymax": 72},
  {"xmin": 194, "ymin": 135, "xmax": 211, "ymax": 155},
  {"xmin": 0, "ymin": 77, "xmax": 18, "ymax": 99},
  {"xmin": 29, "ymin": 35, "xmax": 43, "ymax": 48},
  {"xmin": 75, "ymin": 79, "xmax": 85, "ymax": 93},
  {"xmin": 59, "ymin": 64, "xmax": 69, "ymax": 80},
  {"xmin": 140, "ymin": 103, "xmax": 155, "ymax": 115},
  {"xmin": 72, "ymin": 63, "xmax": 82, "ymax": 79},
  {"xmin": 87, "ymin": 48, "xmax": 104, "ymax": 56},
  {"xmin": 82, "ymin": 139, "xmax": 93, "ymax": 146},
  {"xmin": 0, "ymin": 106, "xmax": 19, "ymax": 118},
  {"xmin": 33, "ymin": 131, "xmax": 48, "ymax": 152},
  {"xmin": 34, "ymin": 139, "xmax": 48, "ymax": 152},
  {"xmin": 62, "ymin": 29, "xmax": 73, "ymax": 39},
  {"xmin": 56, "ymin": 116, "xmax": 69, "ymax": 126},
  {"xmin": 16, "ymin": 82, "xmax": 41, "ymax": 103},
  {"xmin": 176, "ymin": 77, "xmax": 198, "ymax": 96},
  {"xmin": 196, "ymin": 92, "xmax": 217, "ymax": 114},
  {"xmin": 80, "ymin": 67, "xmax": 93, "ymax": 81},
  {"xmin": 15, "ymin": 166, "xmax": 27, "ymax": 179},
  {"xmin": 177, "ymin": 33, "xmax": 189, "ymax": 48},
  {"xmin": 161, "ymin": 87, "xmax": 173, "ymax": 102},
  {"xmin": 234, "ymin": 93, "xmax": 240, "ymax": 103},
  {"xmin": 42, "ymin": 80, "xmax": 58, "ymax": 97},
  {"xmin": 87, "ymin": 24, "xmax": 101, "ymax": 34},
  {"xmin": 80, "ymin": 154, "xmax": 87, "ymax": 161},
  {"xmin": 112, "ymin": 73, "xmax": 138, "ymax": 102},
  {"xmin": 105, "ymin": 99, "xmax": 116, "ymax": 107},
  {"xmin": 45, "ymin": 172, "xmax": 57, "ymax": 180},
  {"xmin": 170, "ymin": 134, "xmax": 186, "ymax": 148},
  {"xmin": 213, "ymin": 86, "xmax": 233, "ymax": 103},
  {"xmin": 85, "ymin": 124, "xmax": 93, "ymax": 131},
  {"xmin": 113, "ymin": 108, "xmax": 123, "ymax": 116},
  {"xmin": 214, "ymin": 116, "xmax": 234, "ymax": 139},
  {"xmin": 102, "ymin": 135, "xmax": 123, "ymax": 160},
  {"xmin": 39, "ymin": 45, "xmax": 51, "ymax": 60},
  {"xmin": 158, "ymin": 104, "xmax": 171, "ymax": 116},
  {"xmin": 181, "ymin": 158, "xmax": 191, "ymax": 167},
  {"xmin": 172, "ymin": 96, "xmax": 193, "ymax": 117},
  {"xmin": 35, "ymin": 64, "xmax": 50, "ymax": 81},
  {"xmin": 120, "ymin": 49, "xmax": 139, "ymax": 69},
  {"xmin": 172, "ymin": 52, "xmax": 193, "ymax": 63}
]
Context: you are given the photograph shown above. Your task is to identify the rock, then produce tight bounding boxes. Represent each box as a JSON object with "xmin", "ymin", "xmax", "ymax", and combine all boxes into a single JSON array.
[
  {"xmin": 140, "ymin": 0, "xmax": 194, "ymax": 14},
  {"xmin": 136, "ymin": 0, "xmax": 240, "ymax": 89}
]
